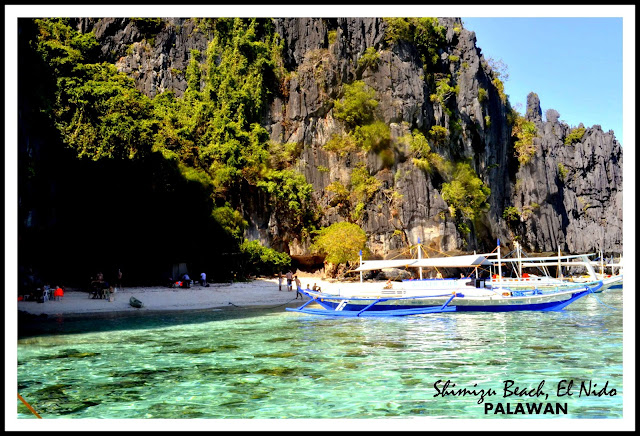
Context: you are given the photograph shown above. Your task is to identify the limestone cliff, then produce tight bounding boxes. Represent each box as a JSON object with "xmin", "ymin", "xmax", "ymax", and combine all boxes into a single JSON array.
[{"xmin": 71, "ymin": 17, "xmax": 623, "ymax": 256}]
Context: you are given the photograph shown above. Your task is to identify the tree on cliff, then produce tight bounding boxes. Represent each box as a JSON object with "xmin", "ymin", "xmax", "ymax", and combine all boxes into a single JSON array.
[{"xmin": 311, "ymin": 222, "xmax": 368, "ymax": 276}]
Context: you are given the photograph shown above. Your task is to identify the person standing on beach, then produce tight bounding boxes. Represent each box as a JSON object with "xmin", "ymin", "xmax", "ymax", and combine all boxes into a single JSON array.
[
  {"xmin": 200, "ymin": 272, "xmax": 207, "ymax": 287},
  {"xmin": 277, "ymin": 272, "xmax": 283, "ymax": 291},
  {"xmin": 286, "ymin": 270, "xmax": 293, "ymax": 292},
  {"xmin": 294, "ymin": 276, "xmax": 303, "ymax": 299},
  {"xmin": 115, "ymin": 268, "xmax": 123, "ymax": 291}
]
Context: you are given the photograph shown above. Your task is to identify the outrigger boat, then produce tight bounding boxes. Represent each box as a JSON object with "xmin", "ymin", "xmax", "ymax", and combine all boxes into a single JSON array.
[{"xmin": 286, "ymin": 240, "xmax": 606, "ymax": 317}]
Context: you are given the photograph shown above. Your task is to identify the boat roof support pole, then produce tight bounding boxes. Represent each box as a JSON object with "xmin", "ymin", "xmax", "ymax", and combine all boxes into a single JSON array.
[
  {"xmin": 497, "ymin": 239, "xmax": 503, "ymax": 288},
  {"xmin": 418, "ymin": 238, "xmax": 423, "ymax": 280}
]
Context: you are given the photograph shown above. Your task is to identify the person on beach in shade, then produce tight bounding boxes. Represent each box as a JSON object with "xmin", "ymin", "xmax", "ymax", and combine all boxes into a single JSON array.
[
  {"xmin": 53, "ymin": 286, "xmax": 64, "ymax": 301},
  {"xmin": 114, "ymin": 268, "xmax": 123, "ymax": 291},
  {"xmin": 200, "ymin": 272, "xmax": 207, "ymax": 287},
  {"xmin": 286, "ymin": 270, "xmax": 293, "ymax": 292},
  {"xmin": 277, "ymin": 272, "xmax": 283, "ymax": 291}
]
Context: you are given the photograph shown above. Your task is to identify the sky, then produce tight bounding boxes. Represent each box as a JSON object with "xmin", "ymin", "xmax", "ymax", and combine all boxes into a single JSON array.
[{"xmin": 462, "ymin": 17, "xmax": 624, "ymax": 146}]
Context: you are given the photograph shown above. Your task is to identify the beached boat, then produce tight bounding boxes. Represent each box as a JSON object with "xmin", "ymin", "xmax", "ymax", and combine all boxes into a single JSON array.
[
  {"xmin": 286, "ymin": 241, "xmax": 605, "ymax": 317},
  {"xmin": 129, "ymin": 296, "xmax": 143, "ymax": 308}
]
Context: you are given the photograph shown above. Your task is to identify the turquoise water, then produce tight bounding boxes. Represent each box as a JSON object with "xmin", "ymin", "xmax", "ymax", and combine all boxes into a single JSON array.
[{"xmin": 17, "ymin": 290, "xmax": 623, "ymax": 419}]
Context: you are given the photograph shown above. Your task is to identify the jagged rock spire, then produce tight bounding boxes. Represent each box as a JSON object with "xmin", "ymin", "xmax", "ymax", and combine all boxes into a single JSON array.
[{"xmin": 525, "ymin": 92, "xmax": 542, "ymax": 123}]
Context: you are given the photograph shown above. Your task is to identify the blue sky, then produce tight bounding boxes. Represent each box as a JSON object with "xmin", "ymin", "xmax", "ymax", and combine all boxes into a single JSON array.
[{"xmin": 461, "ymin": 17, "xmax": 624, "ymax": 146}]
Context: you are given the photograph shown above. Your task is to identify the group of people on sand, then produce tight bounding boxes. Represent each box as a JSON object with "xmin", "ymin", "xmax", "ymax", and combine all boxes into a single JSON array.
[{"xmin": 277, "ymin": 271, "xmax": 321, "ymax": 300}]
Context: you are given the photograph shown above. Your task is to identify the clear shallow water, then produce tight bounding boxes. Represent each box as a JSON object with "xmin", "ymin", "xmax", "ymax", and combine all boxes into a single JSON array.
[{"xmin": 17, "ymin": 290, "xmax": 623, "ymax": 419}]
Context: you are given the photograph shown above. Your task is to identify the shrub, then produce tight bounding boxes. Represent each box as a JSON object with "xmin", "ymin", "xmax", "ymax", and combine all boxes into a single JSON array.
[
  {"xmin": 324, "ymin": 132, "xmax": 358, "ymax": 156},
  {"xmin": 383, "ymin": 17, "xmax": 446, "ymax": 69},
  {"xmin": 326, "ymin": 180, "xmax": 350, "ymax": 207},
  {"xmin": 478, "ymin": 87, "xmax": 487, "ymax": 103},
  {"xmin": 186, "ymin": 49, "xmax": 202, "ymax": 92},
  {"xmin": 240, "ymin": 239, "xmax": 291, "ymax": 276},
  {"xmin": 429, "ymin": 125, "xmax": 450, "ymax": 147},
  {"xmin": 357, "ymin": 47, "xmax": 381, "ymax": 71},
  {"xmin": 448, "ymin": 54, "xmax": 459, "ymax": 62},
  {"xmin": 557, "ymin": 162, "xmax": 568, "ymax": 181},
  {"xmin": 430, "ymin": 75, "xmax": 459, "ymax": 106},
  {"xmin": 353, "ymin": 121, "xmax": 391, "ymax": 152},
  {"xmin": 333, "ymin": 80, "xmax": 378, "ymax": 129},
  {"xmin": 311, "ymin": 222, "xmax": 368, "ymax": 265},
  {"xmin": 328, "ymin": 30, "xmax": 337, "ymax": 45},
  {"xmin": 441, "ymin": 161, "xmax": 491, "ymax": 221},
  {"xmin": 564, "ymin": 127, "xmax": 586, "ymax": 145},
  {"xmin": 511, "ymin": 113, "xmax": 537, "ymax": 165},
  {"xmin": 492, "ymin": 77, "xmax": 507, "ymax": 103},
  {"xmin": 212, "ymin": 204, "xmax": 248, "ymax": 241},
  {"xmin": 503, "ymin": 206, "xmax": 521, "ymax": 223}
]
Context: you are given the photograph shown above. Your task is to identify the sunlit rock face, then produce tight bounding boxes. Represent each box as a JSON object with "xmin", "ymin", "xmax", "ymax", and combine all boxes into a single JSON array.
[{"xmin": 73, "ymin": 17, "xmax": 623, "ymax": 256}]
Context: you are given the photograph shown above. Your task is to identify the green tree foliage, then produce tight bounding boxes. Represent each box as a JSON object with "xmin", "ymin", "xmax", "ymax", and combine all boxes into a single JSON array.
[
  {"xmin": 353, "ymin": 121, "xmax": 391, "ymax": 153},
  {"xmin": 212, "ymin": 204, "xmax": 248, "ymax": 241},
  {"xmin": 311, "ymin": 222, "xmax": 368, "ymax": 265},
  {"xmin": 349, "ymin": 163, "xmax": 381, "ymax": 221},
  {"xmin": 240, "ymin": 239, "xmax": 291, "ymax": 276},
  {"xmin": 402, "ymin": 129, "xmax": 441, "ymax": 172},
  {"xmin": 564, "ymin": 127, "xmax": 586, "ymax": 145},
  {"xmin": 429, "ymin": 125, "xmax": 450, "ymax": 147},
  {"xmin": 329, "ymin": 81, "xmax": 393, "ymax": 165},
  {"xmin": 429, "ymin": 75, "xmax": 459, "ymax": 107},
  {"xmin": 257, "ymin": 169, "xmax": 314, "ymax": 229},
  {"xmin": 326, "ymin": 180, "xmax": 350, "ymax": 207},
  {"xmin": 441, "ymin": 162, "xmax": 491, "ymax": 222},
  {"xmin": 557, "ymin": 162, "xmax": 569, "ymax": 181},
  {"xmin": 503, "ymin": 206, "xmax": 521, "ymax": 224},
  {"xmin": 333, "ymin": 80, "xmax": 378, "ymax": 129},
  {"xmin": 511, "ymin": 112, "xmax": 538, "ymax": 165},
  {"xmin": 383, "ymin": 17, "xmax": 446, "ymax": 67},
  {"xmin": 357, "ymin": 47, "xmax": 381, "ymax": 72},
  {"xmin": 324, "ymin": 133, "xmax": 358, "ymax": 156},
  {"xmin": 186, "ymin": 49, "xmax": 202, "ymax": 91},
  {"xmin": 478, "ymin": 87, "xmax": 488, "ymax": 103},
  {"xmin": 33, "ymin": 17, "xmax": 313, "ymax": 259}
]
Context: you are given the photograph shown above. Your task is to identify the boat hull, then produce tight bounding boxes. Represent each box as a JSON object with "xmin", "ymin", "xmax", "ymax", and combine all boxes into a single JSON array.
[{"xmin": 286, "ymin": 283, "xmax": 602, "ymax": 317}]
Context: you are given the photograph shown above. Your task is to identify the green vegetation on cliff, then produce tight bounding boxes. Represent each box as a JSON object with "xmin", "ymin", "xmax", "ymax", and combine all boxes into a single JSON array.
[
  {"xmin": 311, "ymin": 222, "xmax": 368, "ymax": 265},
  {"xmin": 30, "ymin": 17, "xmax": 313, "ymax": 278},
  {"xmin": 510, "ymin": 110, "xmax": 538, "ymax": 166},
  {"xmin": 564, "ymin": 127, "xmax": 586, "ymax": 145},
  {"xmin": 383, "ymin": 17, "xmax": 446, "ymax": 67}
]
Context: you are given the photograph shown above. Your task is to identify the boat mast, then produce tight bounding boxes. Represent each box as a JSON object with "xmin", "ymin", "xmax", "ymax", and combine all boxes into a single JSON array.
[
  {"xmin": 418, "ymin": 238, "xmax": 423, "ymax": 280},
  {"xmin": 359, "ymin": 249, "xmax": 363, "ymax": 284}
]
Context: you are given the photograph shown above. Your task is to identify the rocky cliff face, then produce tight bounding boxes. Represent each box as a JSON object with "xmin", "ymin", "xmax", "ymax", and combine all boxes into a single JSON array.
[
  {"xmin": 72, "ymin": 17, "xmax": 623, "ymax": 256},
  {"xmin": 511, "ymin": 93, "xmax": 623, "ymax": 254}
]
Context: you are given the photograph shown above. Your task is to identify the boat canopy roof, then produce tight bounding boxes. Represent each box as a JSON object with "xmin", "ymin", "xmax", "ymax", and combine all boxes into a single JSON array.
[
  {"xmin": 497, "ymin": 254, "xmax": 595, "ymax": 263},
  {"xmin": 354, "ymin": 253, "xmax": 496, "ymax": 271}
]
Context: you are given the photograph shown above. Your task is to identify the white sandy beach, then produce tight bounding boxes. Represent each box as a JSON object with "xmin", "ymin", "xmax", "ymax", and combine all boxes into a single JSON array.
[{"xmin": 17, "ymin": 276, "xmax": 341, "ymax": 316}]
